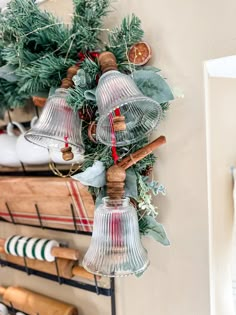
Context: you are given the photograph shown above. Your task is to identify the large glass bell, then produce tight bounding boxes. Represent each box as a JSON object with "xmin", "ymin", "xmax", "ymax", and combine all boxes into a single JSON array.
[
  {"xmin": 83, "ymin": 197, "xmax": 150, "ymax": 277},
  {"xmin": 96, "ymin": 52, "xmax": 163, "ymax": 147},
  {"xmin": 24, "ymin": 88, "xmax": 84, "ymax": 162}
]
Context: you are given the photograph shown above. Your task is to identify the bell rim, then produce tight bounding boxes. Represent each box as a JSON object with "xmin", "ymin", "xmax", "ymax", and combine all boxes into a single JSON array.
[
  {"xmin": 82, "ymin": 259, "xmax": 150, "ymax": 278},
  {"xmin": 24, "ymin": 130, "xmax": 85, "ymax": 154},
  {"xmin": 96, "ymin": 96, "xmax": 163, "ymax": 147}
]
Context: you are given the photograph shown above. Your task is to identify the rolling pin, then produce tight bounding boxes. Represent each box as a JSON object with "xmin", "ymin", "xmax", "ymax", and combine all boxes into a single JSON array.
[
  {"xmin": 0, "ymin": 246, "xmax": 99, "ymax": 281},
  {"xmin": 0, "ymin": 237, "xmax": 79, "ymax": 261},
  {"xmin": 0, "ymin": 286, "xmax": 78, "ymax": 315}
]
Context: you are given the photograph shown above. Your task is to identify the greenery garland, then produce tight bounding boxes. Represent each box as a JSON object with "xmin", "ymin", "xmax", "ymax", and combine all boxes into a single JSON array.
[{"xmin": 0, "ymin": 0, "xmax": 174, "ymax": 246}]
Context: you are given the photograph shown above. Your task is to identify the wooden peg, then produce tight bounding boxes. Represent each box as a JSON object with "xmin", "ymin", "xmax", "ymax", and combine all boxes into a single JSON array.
[{"xmin": 98, "ymin": 52, "xmax": 118, "ymax": 73}]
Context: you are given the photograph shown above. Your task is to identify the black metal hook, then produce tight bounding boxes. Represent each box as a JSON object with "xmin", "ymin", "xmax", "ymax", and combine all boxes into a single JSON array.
[
  {"xmin": 54, "ymin": 258, "xmax": 63, "ymax": 285},
  {"xmin": 23, "ymin": 255, "xmax": 31, "ymax": 276},
  {"xmin": 20, "ymin": 162, "xmax": 26, "ymax": 175},
  {"xmin": 94, "ymin": 275, "xmax": 100, "ymax": 295},
  {"xmin": 9, "ymin": 301, "xmax": 17, "ymax": 315},
  {"xmin": 5, "ymin": 202, "xmax": 15, "ymax": 225},
  {"xmin": 70, "ymin": 204, "xmax": 78, "ymax": 234},
  {"xmin": 7, "ymin": 110, "xmax": 12, "ymax": 124},
  {"xmin": 35, "ymin": 204, "xmax": 44, "ymax": 229}
]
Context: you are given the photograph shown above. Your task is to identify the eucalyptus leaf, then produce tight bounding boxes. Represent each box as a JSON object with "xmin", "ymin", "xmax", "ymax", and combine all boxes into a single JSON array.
[
  {"xmin": 125, "ymin": 168, "xmax": 138, "ymax": 199},
  {"xmin": 133, "ymin": 70, "xmax": 174, "ymax": 104},
  {"xmin": 141, "ymin": 65, "xmax": 161, "ymax": 72},
  {"xmin": 72, "ymin": 161, "xmax": 106, "ymax": 188},
  {"xmin": 84, "ymin": 87, "xmax": 96, "ymax": 101},
  {"xmin": 95, "ymin": 187, "xmax": 106, "ymax": 207},
  {"xmin": 139, "ymin": 215, "xmax": 170, "ymax": 246},
  {"xmin": 0, "ymin": 64, "xmax": 18, "ymax": 82}
]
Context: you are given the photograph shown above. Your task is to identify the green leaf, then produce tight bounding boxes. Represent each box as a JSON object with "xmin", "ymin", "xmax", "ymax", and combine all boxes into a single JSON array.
[
  {"xmin": 125, "ymin": 168, "xmax": 138, "ymax": 199},
  {"xmin": 139, "ymin": 216, "xmax": 170, "ymax": 246},
  {"xmin": 132, "ymin": 70, "xmax": 174, "ymax": 104},
  {"xmin": 0, "ymin": 64, "xmax": 18, "ymax": 82}
]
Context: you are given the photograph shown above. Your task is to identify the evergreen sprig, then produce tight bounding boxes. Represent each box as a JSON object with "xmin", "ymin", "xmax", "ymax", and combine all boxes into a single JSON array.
[
  {"xmin": 107, "ymin": 14, "xmax": 144, "ymax": 63},
  {"xmin": 72, "ymin": 0, "xmax": 110, "ymax": 51},
  {"xmin": 17, "ymin": 55, "xmax": 74, "ymax": 94}
]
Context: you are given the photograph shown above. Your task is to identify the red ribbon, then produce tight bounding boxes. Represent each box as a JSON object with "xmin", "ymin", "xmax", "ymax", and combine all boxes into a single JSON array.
[
  {"xmin": 77, "ymin": 51, "xmax": 100, "ymax": 63},
  {"xmin": 64, "ymin": 136, "xmax": 69, "ymax": 148}
]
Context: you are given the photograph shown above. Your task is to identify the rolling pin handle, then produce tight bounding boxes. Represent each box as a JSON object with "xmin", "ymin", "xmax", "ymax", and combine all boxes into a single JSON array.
[{"xmin": 0, "ymin": 286, "xmax": 6, "ymax": 295}]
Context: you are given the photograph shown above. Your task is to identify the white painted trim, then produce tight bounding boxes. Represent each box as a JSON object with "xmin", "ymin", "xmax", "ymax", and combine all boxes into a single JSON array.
[
  {"xmin": 206, "ymin": 55, "xmax": 236, "ymax": 78},
  {"xmin": 204, "ymin": 62, "xmax": 215, "ymax": 315}
]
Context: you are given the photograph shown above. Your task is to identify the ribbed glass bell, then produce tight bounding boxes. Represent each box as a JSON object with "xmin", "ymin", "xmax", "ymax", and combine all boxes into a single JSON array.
[
  {"xmin": 83, "ymin": 197, "xmax": 149, "ymax": 277},
  {"xmin": 25, "ymin": 88, "xmax": 84, "ymax": 162},
  {"xmin": 96, "ymin": 52, "xmax": 163, "ymax": 147}
]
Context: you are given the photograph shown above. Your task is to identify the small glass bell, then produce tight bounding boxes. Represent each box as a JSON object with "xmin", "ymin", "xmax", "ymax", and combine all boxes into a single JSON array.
[
  {"xmin": 83, "ymin": 197, "xmax": 149, "ymax": 277},
  {"xmin": 25, "ymin": 88, "xmax": 84, "ymax": 163},
  {"xmin": 96, "ymin": 52, "xmax": 163, "ymax": 147}
]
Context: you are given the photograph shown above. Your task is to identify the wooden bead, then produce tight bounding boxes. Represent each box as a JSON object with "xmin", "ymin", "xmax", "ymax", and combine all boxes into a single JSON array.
[
  {"xmin": 106, "ymin": 165, "xmax": 126, "ymax": 199},
  {"xmin": 61, "ymin": 147, "xmax": 74, "ymax": 161},
  {"xmin": 67, "ymin": 65, "xmax": 79, "ymax": 79},
  {"xmin": 113, "ymin": 115, "xmax": 126, "ymax": 131},
  {"xmin": 98, "ymin": 52, "xmax": 118, "ymax": 73},
  {"xmin": 61, "ymin": 78, "xmax": 73, "ymax": 89},
  {"xmin": 106, "ymin": 165, "xmax": 126, "ymax": 183}
]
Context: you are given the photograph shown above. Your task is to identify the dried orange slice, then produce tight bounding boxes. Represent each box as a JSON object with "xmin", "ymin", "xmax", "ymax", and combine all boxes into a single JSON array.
[{"xmin": 128, "ymin": 42, "xmax": 152, "ymax": 65}]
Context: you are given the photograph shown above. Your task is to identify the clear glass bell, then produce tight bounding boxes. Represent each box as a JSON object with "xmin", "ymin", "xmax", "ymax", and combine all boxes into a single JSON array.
[
  {"xmin": 25, "ymin": 88, "xmax": 84, "ymax": 162},
  {"xmin": 96, "ymin": 70, "xmax": 163, "ymax": 147},
  {"xmin": 83, "ymin": 197, "xmax": 149, "ymax": 277}
]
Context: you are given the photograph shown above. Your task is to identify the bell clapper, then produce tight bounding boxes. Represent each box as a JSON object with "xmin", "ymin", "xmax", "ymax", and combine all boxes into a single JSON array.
[
  {"xmin": 112, "ymin": 115, "xmax": 126, "ymax": 132},
  {"xmin": 61, "ymin": 146, "xmax": 74, "ymax": 161}
]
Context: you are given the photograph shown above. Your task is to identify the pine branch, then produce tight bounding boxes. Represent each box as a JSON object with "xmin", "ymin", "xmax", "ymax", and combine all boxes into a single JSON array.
[
  {"xmin": 67, "ymin": 86, "xmax": 87, "ymax": 111},
  {"xmin": 0, "ymin": 79, "xmax": 27, "ymax": 112},
  {"xmin": 72, "ymin": 0, "xmax": 110, "ymax": 51},
  {"xmin": 17, "ymin": 55, "xmax": 74, "ymax": 94},
  {"xmin": 107, "ymin": 14, "xmax": 144, "ymax": 63}
]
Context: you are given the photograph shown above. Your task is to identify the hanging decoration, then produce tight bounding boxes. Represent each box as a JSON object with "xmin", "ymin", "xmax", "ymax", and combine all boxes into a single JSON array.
[
  {"xmin": 0, "ymin": 0, "xmax": 175, "ymax": 276},
  {"xmin": 83, "ymin": 136, "xmax": 166, "ymax": 277},
  {"xmin": 25, "ymin": 65, "xmax": 84, "ymax": 162}
]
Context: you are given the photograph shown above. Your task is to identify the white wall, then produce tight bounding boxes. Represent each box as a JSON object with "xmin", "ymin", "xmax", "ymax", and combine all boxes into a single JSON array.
[{"xmin": 2, "ymin": 0, "xmax": 236, "ymax": 314}]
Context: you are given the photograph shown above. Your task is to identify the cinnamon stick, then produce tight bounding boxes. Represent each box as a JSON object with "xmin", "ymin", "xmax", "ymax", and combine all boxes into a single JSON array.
[{"xmin": 117, "ymin": 135, "xmax": 166, "ymax": 170}]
